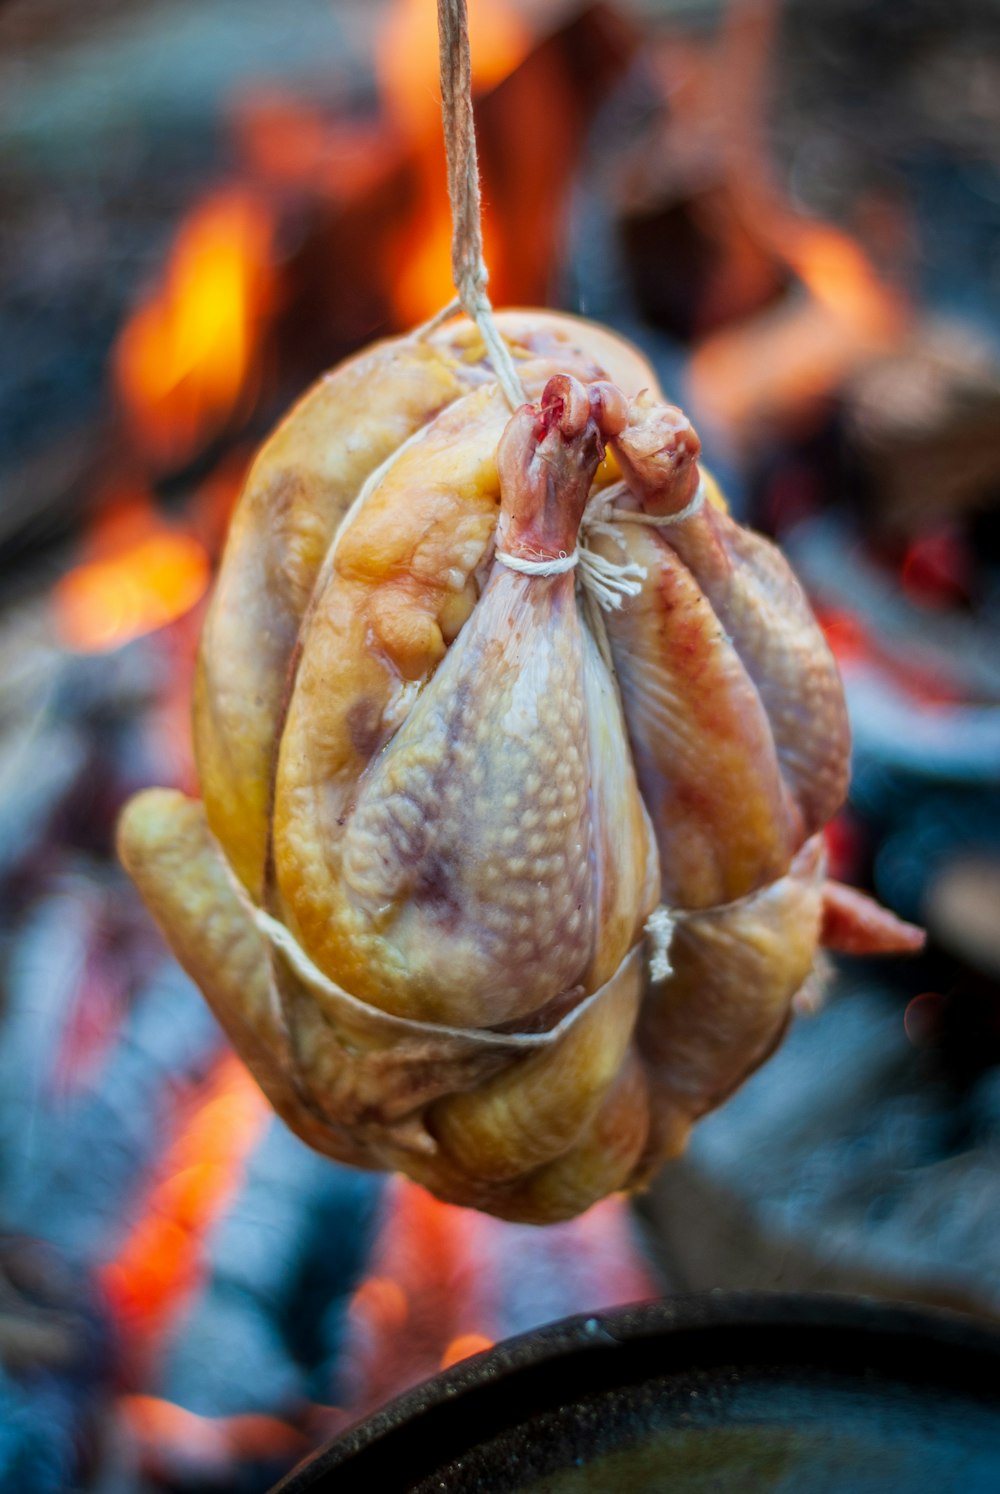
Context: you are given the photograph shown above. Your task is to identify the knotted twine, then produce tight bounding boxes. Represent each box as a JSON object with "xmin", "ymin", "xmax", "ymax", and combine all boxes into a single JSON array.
[{"xmin": 426, "ymin": 0, "xmax": 703, "ymax": 619}]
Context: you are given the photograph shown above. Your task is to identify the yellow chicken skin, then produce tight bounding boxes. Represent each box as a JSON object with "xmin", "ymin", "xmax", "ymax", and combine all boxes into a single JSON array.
[
  {"xmin": 594, "ymin": 511, "xmax": 800, "ymax": 906},
  {"xmin": 636, "ymin": 836, "xmax": 827, "ymax": 1172},
  {"xmin": 591, "ymin": 390, "xmax": 921, "ymax": 1181},
  {"xmin": 406, "ymin": 1040, "xmax": 652, "ymax": 1226},
  {"xmin": 613, "ymin": 392, "xmax": 852, "ymax": 838},
  {"xmin": 273, "ymin": 374, "xmax": 652, "ymax": 1027},
  {"xmin": 593, "ymin": 401, "xmax": 800, "ymax": 908},
  {"xmin": 120, "ymin": 311, "xmax": 924, "ymax": 1223},
  {"xmin": 195, "ymin": 336, "xmax": 476, "ymax": 898},
  {"xmin": 195, "ymin": 313, "xmax": 660, "ymax": 897},
  {"xmin": 116, "ymin": 788, "xmax": 379, "ymax": 1171}
]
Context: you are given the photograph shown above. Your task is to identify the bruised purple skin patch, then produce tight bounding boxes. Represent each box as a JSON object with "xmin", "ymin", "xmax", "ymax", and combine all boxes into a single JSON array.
[
  {"xmin": 346, "ymin": 697, "xmax": 386, "ymax": 760},
  {"xmin": 412, "ymin": 851, "xmax": 463, "ymax": 932}
]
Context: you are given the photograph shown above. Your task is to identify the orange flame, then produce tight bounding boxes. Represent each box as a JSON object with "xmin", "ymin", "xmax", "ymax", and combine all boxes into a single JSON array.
[
  {"xmin": 120, "ymin": 1394, "xmax": 306, "ymax": 1477},
  {"xmin": 690, "ymin": 221, "xmax": 906, "ymax": 432},
  {"xmin": 684, "ymin": 0, "xmax": 909, "ymax": 435},
  {"xmin": 114, "ymin": 189, "xmax": 274, "ymax": 467},
  {"xmin": 100, "ymin": 1052, "xmax": 268, "ymax": 1356},
  {"xmin": 784, "ymin": 221, "xmax": 904, "ymax": 342},
  {"xmin": 392, "ymin": 199, "xmax": 456, "ymax": 329},
  {"xmin": 440, "ymin": 1332, "xmax": 494, "ymax": 1370},
  {"xmin": 376, "ymin": 0, "xmax": 529, "ymax": 138},
  {"xmin": 53, "ymin": 520, "xmax": 209, "ymax": 654},
  {"xmin": 391, "ymin": 192, "xmax": 510, "ymax": 328},
  {"xmin": 376, "ymin": 0, "xmax": 529, "ymax": 326}
]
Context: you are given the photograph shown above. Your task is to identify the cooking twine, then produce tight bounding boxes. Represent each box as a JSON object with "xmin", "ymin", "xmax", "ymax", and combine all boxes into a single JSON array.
[
  {"xmin": 419, "ymin": 0, "xmax": 526, "ymax": 411},
  {"xmin": 426, "ymin": 0, "xmax": 706, "ymax": 609}
]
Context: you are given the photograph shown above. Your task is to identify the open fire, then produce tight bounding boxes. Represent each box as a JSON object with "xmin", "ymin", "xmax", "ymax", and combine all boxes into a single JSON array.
[
  {"xmin": 113, "ymin": 190, "xmax": 276, "ymax": 472},
  {"xmin": 100, "ymin": 1052, "xmax": 270, "ymax": 1372},
  {"xmin": 376, "ymin": 0, "xmax": 529, "ymax": 323},
  {"xmin": 53, "ymin": 492, "xmax": 210, "ymax": 655},
  {"xmin": 1, "ymin": 0, "xmax": 999, "ymax": 1489}
]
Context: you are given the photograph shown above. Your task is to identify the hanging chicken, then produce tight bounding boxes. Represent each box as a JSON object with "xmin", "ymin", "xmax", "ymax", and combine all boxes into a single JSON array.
[{"xmin": 119, "ymin": 309, "xmax": 922, "ymax": 1223}]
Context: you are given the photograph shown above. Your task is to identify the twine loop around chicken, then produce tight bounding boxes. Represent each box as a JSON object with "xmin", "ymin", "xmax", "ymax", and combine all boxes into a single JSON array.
[{"xmin": 246, "ymin": 835, "xmax": 827, "ymax": 1059}]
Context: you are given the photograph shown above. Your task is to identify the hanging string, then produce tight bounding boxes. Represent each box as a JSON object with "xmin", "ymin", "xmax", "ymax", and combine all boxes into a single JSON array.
[
  {"xmin": 573, "ymin": 476, "xmax": 708, "ymax": 617},
  {"xmin": 434, "ymin": 0, "xmax": 526, "ymax": 410},
  {"xmin": 430, "ymin": 0, "xmax": 701, "ymax": 622}
]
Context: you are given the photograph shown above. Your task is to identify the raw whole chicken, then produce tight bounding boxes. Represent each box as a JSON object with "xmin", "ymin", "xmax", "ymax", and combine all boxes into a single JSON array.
[{"xmin": 119, "ymin": 310, "xmax": 922, "ymax": 1223}]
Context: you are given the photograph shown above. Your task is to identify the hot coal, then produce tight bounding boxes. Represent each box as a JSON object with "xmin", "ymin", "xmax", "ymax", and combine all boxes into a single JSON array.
[
  {"xmin": 2, "ymin": 935, "xmax": 222, "ymax": 1265},
  {"xmin": 157, "ymin": 1125, "xmax": 382, "ymax": 1418},
  {"xmin": 0, "ymin": 1235, "xmax": 117, "ymax": 1494},
  {"xmin": 644, "ymin": 978, "xmax": 1000, "ymax": 1317}
]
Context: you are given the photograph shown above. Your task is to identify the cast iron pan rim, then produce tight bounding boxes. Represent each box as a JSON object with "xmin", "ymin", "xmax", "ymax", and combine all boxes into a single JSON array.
[{"xmin": 272, "ymin": 1290, "xmax": 1000, "ymax": 1492}]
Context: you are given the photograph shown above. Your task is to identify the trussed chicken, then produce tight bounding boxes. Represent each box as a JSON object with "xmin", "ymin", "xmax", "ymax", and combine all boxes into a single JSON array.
[{"xmin": 119, "ymin": 310, "xmax": 922, "ymax": 1223}]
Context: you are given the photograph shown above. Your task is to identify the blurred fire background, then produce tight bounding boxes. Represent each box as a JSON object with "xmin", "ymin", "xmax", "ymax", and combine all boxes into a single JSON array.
[{"xmin": 1, "ymin": 0, "xmax": 999, "ymax": 1488}]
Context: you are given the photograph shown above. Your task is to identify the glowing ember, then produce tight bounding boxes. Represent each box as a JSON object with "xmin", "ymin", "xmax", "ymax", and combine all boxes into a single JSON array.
[
  {"xmin": 820, "ymin": 608, "xmax": 871, "ymax": 670},
  {"xmin": 440, "ymin": 1332, "xmax": 494, "ymax": 1369},
  {"xmin": 900, "ymin": 527, "xmax": 970, "ymax": 610},
  {"xmin": 113, "ymin": 189, "xmax": 274, "ymax": 467},
  {"xmin": 100, "ymin": 1052, "xmax": 268, "ymax": 1358},
  {"xmin": 120, "ymin": 1394, "xmax": 306, "ymax": 1479},
  {"xmin": 349, "ymin": 1275, "xmax": 410, "ymax": 1334},
  {"xmin": 341, "ymin": 1178, "xmax": 657, "ymax": 1420},
  {"xmin": 818, "ymin": 601, "xmax": 962, "ymax": 708},
  {"xmin": 54, "ymin": 526, "xmax": 209, "ymax": 654}
]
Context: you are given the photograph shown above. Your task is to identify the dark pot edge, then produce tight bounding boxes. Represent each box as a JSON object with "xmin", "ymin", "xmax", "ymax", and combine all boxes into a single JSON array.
[{"xmin": 271, "ymin": 1290, "xmax": 1000, "ymax": 1492}]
